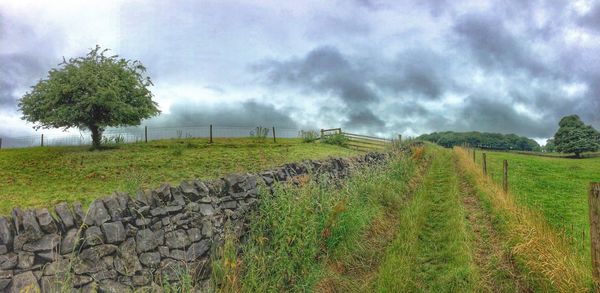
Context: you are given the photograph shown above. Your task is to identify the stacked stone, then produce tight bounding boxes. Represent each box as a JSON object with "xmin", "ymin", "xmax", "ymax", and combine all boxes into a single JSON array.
[{"xmin": 0, "ymin": 152, "xmax": 388, "ymax": 292}]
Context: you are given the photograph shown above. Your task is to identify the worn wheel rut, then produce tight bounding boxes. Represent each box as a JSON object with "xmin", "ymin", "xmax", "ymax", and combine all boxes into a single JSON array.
[{"xmin": 455, "ymin": 157, "xmax": 530, "ymax": 293}]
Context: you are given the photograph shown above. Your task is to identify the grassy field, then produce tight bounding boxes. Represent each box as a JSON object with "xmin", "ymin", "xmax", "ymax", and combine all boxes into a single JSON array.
[
  {"xmin": 0, "ymin": 138, "xmax": 359, "ymax": 214},
  {"xmin": 473, "ymin": 150, "xmax": 600, "ymax": 256}
]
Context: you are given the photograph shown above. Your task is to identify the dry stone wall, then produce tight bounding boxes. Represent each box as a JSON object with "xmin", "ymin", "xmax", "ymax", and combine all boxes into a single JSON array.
[{"xmin": 0, "ymin": 152, "xmax": 388, "ymax": 292}]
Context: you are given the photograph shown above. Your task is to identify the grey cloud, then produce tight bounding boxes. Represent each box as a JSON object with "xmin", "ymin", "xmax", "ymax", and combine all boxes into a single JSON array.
[
  {"xmin": 147, "ymin": 100, "xmax": 297, "ymax": 129},
  {"xmin": 578, "ymin": 3, "xmax": 600, "ymax": 32}
]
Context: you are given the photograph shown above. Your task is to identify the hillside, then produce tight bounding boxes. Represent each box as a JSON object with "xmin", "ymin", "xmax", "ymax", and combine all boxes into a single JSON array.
[{"xmin": 0, "ymin": 137, "xmax": 359, "ymax": 214}]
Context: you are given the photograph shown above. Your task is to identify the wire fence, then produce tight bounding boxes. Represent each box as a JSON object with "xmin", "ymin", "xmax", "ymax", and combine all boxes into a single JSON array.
[{"xmin": 0, "ymin": 125, "xmax": 306, "ymax": 149}]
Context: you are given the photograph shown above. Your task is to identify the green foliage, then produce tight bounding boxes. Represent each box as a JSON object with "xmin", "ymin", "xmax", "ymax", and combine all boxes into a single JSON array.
[
  {"xmin": 554, "ymin": 115, "xmax": 599, "ymax": 157},
  {"xmin": 250, "ymin": 126, "xmax": 270, "ymax": 142},
  {"xmin": 216, "ymin": 155, "xmax": 417, "ymax": 291},
  {"xmin": 322, "ymin": 133, "xmax": 348, "ymax": 147},
  {"xmin": 18, "ymin": 45, "xmax": 160, "ymax": 149},
  {"xmin": 0, "ymin": 138, "xmax": 359, "ymax": 214},
  {"xmin": 418, "ymin": 131, "xmax": 540, "ymax": 151},
  {"xmin": 299, "ymin": 130, "xmax": 319, "ymax": 143},
  {"xmin": 543, "ymin": 138, "xmax": 556, "ymax": 152}
]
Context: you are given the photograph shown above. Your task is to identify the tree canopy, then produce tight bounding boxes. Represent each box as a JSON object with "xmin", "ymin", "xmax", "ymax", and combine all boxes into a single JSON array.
[
  {"xmin": 19, "ymin": 45, "xmax": 160, "ymax": 148},
  {"xmin": 553, "ymin": 115, "xmax": 599, "ymax": 157},
  {"xmin": 418, "ymin": 131, "xmax": 540, "ymax": 151}
]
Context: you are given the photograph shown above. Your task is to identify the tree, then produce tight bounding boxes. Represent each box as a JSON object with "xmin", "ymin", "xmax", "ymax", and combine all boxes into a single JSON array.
[
  {"xmin": 544, "ymin": 138, "xmax": 556, "ymax": 152},
  {"xmin": 554, "ymin": 115, "xmax": 599, "ymax": 157},
  {"xmin": 19, "ymin": 45, "xmax": 160, "ymax": 149}
]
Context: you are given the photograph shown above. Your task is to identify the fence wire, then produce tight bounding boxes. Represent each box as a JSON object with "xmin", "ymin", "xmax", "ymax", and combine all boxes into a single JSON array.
[{"xmin": 0, "ymin": 125, "xmax": 305, "ymax": 149}]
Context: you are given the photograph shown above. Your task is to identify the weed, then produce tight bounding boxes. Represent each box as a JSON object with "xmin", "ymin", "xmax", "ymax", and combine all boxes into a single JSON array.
[
  {"xmin": 322, "ymin": 133, "xmax": 348, "ymax": 147},
  {"xmin": 250, "ymin": 126, "xmax": 270, "ymax": 143},
  {"xmin": 299, "ymin": 130, "xmax": 319, "ymax": 143}
]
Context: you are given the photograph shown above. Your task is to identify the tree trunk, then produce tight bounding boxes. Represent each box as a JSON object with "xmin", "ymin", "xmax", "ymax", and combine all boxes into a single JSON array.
[{"xmin": 90, "ymin": 125, "xmax": 103, "ymax": 149}]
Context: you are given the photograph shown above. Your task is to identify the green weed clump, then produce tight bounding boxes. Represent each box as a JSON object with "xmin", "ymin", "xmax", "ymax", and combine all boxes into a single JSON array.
[
  {"xmin": 212, "ymin": 154, "xmax": 418, "ymax": 292},
  {"xmin": 299, "ymin": 130, "xmax": 319, "ymax": 143},
  {"xmin": 322, "ymin": 133, "xmax": 348, "ymax": 147}
]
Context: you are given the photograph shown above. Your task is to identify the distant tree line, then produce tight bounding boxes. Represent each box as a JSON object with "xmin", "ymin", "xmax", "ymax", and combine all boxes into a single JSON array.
[{"xmin": 417, "ymin": 131, "xmax": 540, "ymax": 151}]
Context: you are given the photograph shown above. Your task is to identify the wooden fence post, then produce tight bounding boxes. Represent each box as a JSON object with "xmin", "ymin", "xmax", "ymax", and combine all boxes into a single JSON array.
[
  {"xmin": 482, "ymin": 153, "xmax": 487, "ymax": 176},
  {"xmin": 472, "ymin": 149, "xmax": 475, "ymax": 162},
  {"xmin": 503, "ymin": 160, "xmax": 508, "ymax": 193},
  {"xmin": 0, "ymin": 138, "xmax": 2, "ymax": 150},
  {"xmin": 209, "ymin": 124, "xmax": 213, "ymax": 144},
  {"xmin": 41, "ymin": 134, "xmax": 44, "ymax": 147},
  {"xmin": 321, "ymin": 129, "xmax": 324, "ymax": 138},
  {"xmin": 398, "ymin": 134, "xmax": 402, "ymax": 142},
  {"xmin": 588, "ymin": 182, "xmax": 600, "ymax": 288},
  {"xmin": 144, "ymin": 126, "xmax": 148, "ymax": 143},
  {"xmin": 272, "ymin": 126, "xmax": 276, "ymax": 143}
]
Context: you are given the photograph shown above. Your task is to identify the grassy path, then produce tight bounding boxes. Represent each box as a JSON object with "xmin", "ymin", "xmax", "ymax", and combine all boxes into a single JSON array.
[
  {"xmin": 457, "ymin": 162, "xmax": 529, "ymax": 292},
  {"xmin": 375, "ymin": 148, "xmax": 477, "ymax": 292}
]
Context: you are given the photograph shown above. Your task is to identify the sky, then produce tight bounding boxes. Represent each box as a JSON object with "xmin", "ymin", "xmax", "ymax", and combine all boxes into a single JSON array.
[{"xmin": 1, "ymin": 0, "xmax": 599, "ymax": 144}]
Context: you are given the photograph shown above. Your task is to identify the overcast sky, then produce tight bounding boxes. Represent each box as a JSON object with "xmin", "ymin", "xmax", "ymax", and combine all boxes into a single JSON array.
[{"xmin": 1, "ymin": 0, "xmax": 599, "ymax": 143}]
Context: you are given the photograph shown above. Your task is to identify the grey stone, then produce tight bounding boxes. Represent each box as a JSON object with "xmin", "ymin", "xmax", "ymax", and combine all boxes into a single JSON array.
[
  {"xmin": 185, "ymin": 202, "xmax": 199, "ymax": 212},
  {"xmin": 13, "ymin": 230, "xmax": 41, "ymax": 251},
  {"xmin": 198, "ymin": 203, "xmax": 215, "ymax": 216},
  {"xmin": 74, "ymin": 259, "xmax": 102, "ymax": 274},
  {"xmin": 150, "ymin": 205, "xmax": 183, "ymax": 217},
  {"xmin": 171, "ymin": 188, "xmax": 186, "ymax": 206},
  {"xmin": 11, "ymin": 208, "xmax": 23, "ymax": 234},
  {"xmin": 0, "ymin": 245, "xmax": 7, "ymax": 254},
  {"xmin": 0, "ymin": 253, "xmax": 17, "ymax": 269},
  {"xmin": 180, "ymin": 180, "xmax": 199, "ymax": 198},
  {"xmin": 159, "ymin": 258, "xmax": 182, "ymax": 281},
  {"xmin": 202, "ymin": 221, "xmax": 213, "ymax": 238},
  {"xmin": 86, "ymin": 200, "xmax": 111, "ymax": 226},
  {"xmin": 80, "ymin": 244, "xmax": 117, "ymax": 262},
  {"xmin": 135, "ymin": 229, "xmax": 164, "ymax": 253},
  {"xmin": 22, "ymin": 233, "xmax": 60, "ymax": 252},
  {"xmin": 114, "ymin": 238, "xmax": 141, "ymax": 276},
  {"xmin": 194, "ymin": 180, "xmax": 210, "ymax": 195},
  {"xmin": 9, "ymin": 271, "xmax": 40, "ymax": 293},
  {"xmin": 220, "ymin": 200, "xmax": 237, "ymax": 209},
  {"xmin": 43, "ymin": 259, "xmax": 69, "ymax": 276},
  {"xmin": 103, "ymin": 196, "xmax": 124, "ymax": 221},
  {"xmin": 0, "ymin": 278, "xmax": 10, "ymax": 290},
  {"xmin": 158, "ymin": 246, "xmax": 169, "ymax": 257},
  {"xmin": 135, "ymin": 218, "xmax": 151, "ymax": 227},
  {"xmin": 17, "ymin": 251, "xmax": 34, "ymax": 269},
  {"xmin": 60, "ymin": 228, "xmax": 80, "ymax": 254},
  {"xmin": 22, "ymin": 209, "xmax": 42, "ymax": 236},
  {"xmin": 139, "ymin": 252, "xmax": 160, "ymax": 267},
  {"xmin": 0, "ymin": 270, "xmax": 13, "ymax": 279},
  {"xmin": 73, "ymin": 202, "xmax": 85, "ymax": 226},
  {"xmin": 37, "ymin": 250, "xmax": 60, "ymax": 262},
  {"xmin": 101, "ymin": 222, "xmax": 126, "ymax": 244},
  {"xmin": 35, "ymin": 208, "xmax": 58, "ymax": 234},
  {"xmin": 0, "ymin": 217, "xmax": 14, "ymax": 248},
  {"xmin": 85, "ymin": 226, "xmax": 105, "ymax": 246},
  {"xmin": 154, "ymin": 184, "xmax": 172, "ymax": 204},
  {"xmin": 186, "ymin": 240, "xmax": 210, "ymax": 262},
  {"xmin": 73, "ymin": 275, "xmax": 93, "ymax": 287},
  {"xmin": 40, "ymin": 276, "xmax": 62, "ymax": 293},
  {"xmin": 165, "ymin": 230, "xmax": 190, "ymax": 249},
  {"xmin": 150, "ymin": 221, "xmax": 162, "ymax": 231},
  {"xmin": 92, "ymin": 269, "xmax": 117, "ymax": 281},
  {"xmin": 81, "ymin": 281, "xmax": 98, "ymax": 291},
  {"xmin": 187, "ymin": 228, "xmax": 202, "ymax": 242},
  {"xmin": 99, "ymin": 279, "xmax": 131, "ymax": 293},
  {"xmin": 54, "ymin": 202, "xmax": 74, "ymax": 230},
  {"xmin": 169, "ymin": 249, "xmax": 186, "ymax": 261},
  {"xmin": 131, "ymin": 269, "xmax": 151, "ymax": 286}
]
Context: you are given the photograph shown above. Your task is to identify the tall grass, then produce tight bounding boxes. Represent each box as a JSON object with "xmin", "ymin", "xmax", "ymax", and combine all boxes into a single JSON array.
[
  {"xmin": 454, "ymin": 147, "xmax": 592, "ymax": 292},
  {"xmin": 213, "ymin": 153, "xmax": 418, "ymax": 292}
]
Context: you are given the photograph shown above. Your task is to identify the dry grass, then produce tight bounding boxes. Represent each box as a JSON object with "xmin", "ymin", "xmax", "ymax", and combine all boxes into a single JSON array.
[{"xmin": 454, "ymin": 147, "xmax": 592, "ymax": 292}]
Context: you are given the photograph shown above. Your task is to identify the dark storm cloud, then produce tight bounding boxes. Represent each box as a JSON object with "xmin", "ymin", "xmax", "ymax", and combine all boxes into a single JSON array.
[
  {"xmin": 147, "ymin": 100, "xmax": 297, "ymax": 129},
  {"xmin": 453, "ymin": 13, "xmax": 547, "ymax": 76}
]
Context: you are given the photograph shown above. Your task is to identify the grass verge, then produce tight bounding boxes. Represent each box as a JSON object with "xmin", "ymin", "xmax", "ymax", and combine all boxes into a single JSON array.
[
  {"xmin": 456, "ymin": 147, "xmax": 592, "ymax": 292},
  {"xmin": 212, "ymin": 149, "xmax": 419, "ymax": 292}
]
